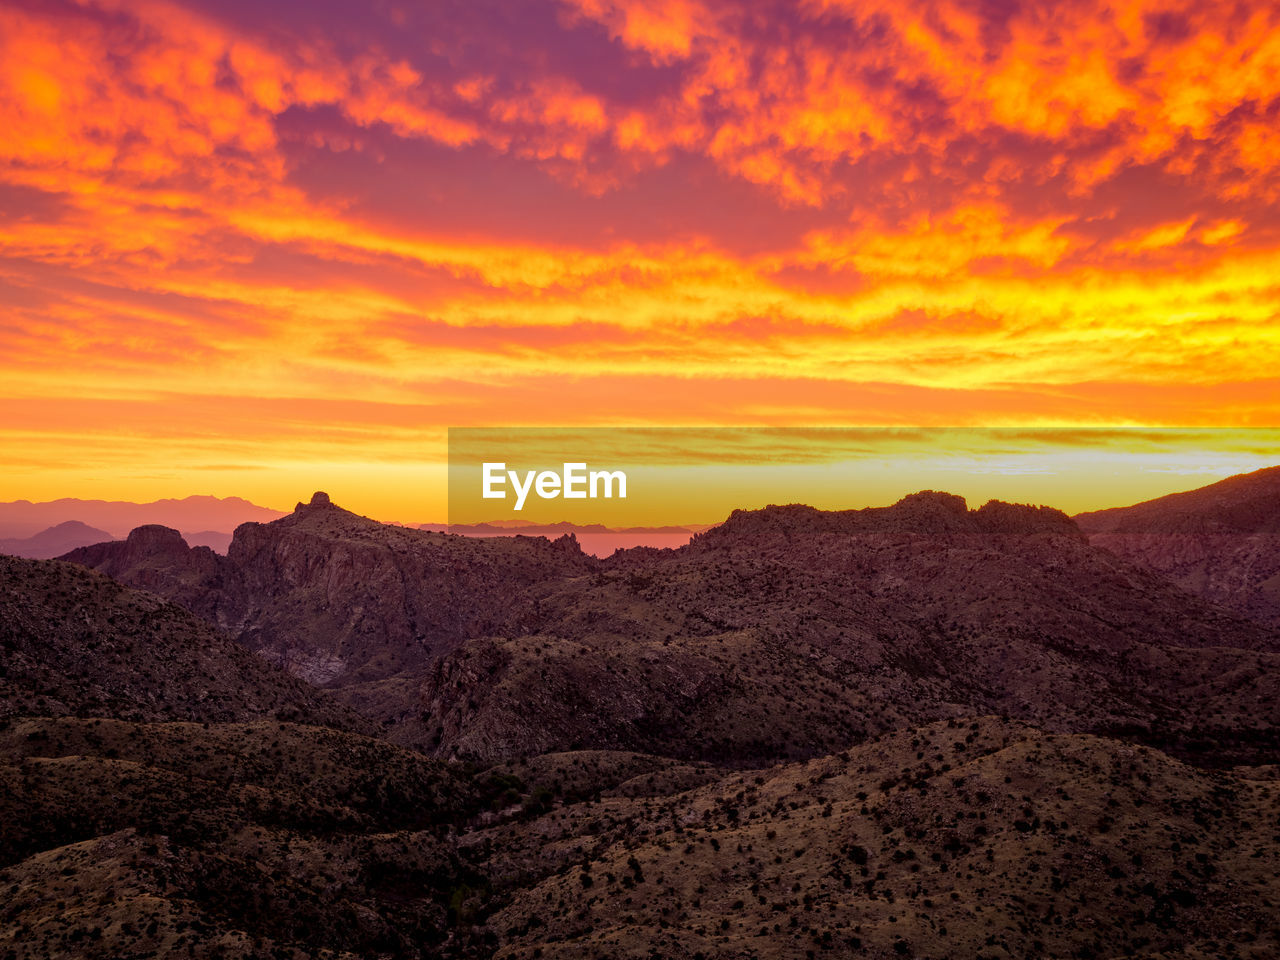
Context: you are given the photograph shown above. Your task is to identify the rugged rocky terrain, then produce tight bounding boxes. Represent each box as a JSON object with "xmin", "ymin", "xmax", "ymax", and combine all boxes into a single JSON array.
[
  {"xmin": 64, "ymin": 492, "xmax": 593, "ymax": 738},
  {"xmin": 1076, "ymin": 466, "xmax": 1280, "ymax": 630},
  {"xmin": 421, "ymin": 493, "xmax": 1279, "ymax": 764},
  {"xmin": 0, "ymin": 554, "xmax": 366, "ymax": 730},
  {"xmin": 64, "ymin": 489, "xmax": 1280, "ymax": 765}
]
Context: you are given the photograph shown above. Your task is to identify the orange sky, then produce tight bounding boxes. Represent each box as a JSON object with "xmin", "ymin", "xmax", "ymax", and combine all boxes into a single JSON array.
[{"xmin": 2, "ymin": 0, "xmax": 1279, "ymax": 520}]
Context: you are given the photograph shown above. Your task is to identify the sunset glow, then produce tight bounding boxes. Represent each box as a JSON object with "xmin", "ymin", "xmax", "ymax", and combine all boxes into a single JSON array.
[{"xmin": 2, "ymin": 0, "xmax": 1279, "ymax": 519}]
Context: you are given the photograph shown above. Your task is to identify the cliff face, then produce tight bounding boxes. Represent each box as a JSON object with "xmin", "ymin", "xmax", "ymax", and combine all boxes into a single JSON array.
[{"xmin": 1075, "ymin": 466, "xmax": 1280, "ymax": 629}]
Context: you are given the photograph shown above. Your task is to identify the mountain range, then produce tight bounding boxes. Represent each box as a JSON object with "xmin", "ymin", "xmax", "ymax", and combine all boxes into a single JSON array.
[
  {"xmin": 0, "ymin": 520, "xmax": 115, "ymax": 559},
  {"xmin": 0, "ymin": 494, "xmax": 285, "ymax": 555},
  {"xmin": 3, "ymin": 469, "xmax": 1279, "ymax": 958},
  {"xmin": 418, "ymin": 521, "xmax": 706, "ymax": 557},
  {"xmin": 57, "ymin": 485, "xmax": 1280, "ymax": 767}
]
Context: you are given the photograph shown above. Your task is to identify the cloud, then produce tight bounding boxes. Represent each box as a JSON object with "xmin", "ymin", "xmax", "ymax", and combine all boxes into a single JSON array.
[{"xmin": 1, "ymin": 0, "xmax": 1279, "ymax": 514}]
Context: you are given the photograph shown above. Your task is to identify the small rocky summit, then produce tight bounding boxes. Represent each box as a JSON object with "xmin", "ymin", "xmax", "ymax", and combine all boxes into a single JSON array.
[{"xmin": 296, "ymin": 490, "xmax": 331, "ymax": 511}]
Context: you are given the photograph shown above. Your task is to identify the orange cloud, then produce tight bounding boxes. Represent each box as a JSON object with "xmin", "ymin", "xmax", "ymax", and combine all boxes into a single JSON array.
[{"xmin": 1, "ymin": 0, "xmax": 1279, "ymax": 518}]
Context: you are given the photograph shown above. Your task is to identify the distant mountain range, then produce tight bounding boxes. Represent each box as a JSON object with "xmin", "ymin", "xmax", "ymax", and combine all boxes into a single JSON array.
[
  {"xmin": 0, "ymin": 495, "xmax": 284, "ymax": 555},
  {"xmin": 0, "ymin": 496, "xmax": 701, "ymax": 560},
  {"xmin": 417, "ymin": 520, "xmax": 710, "ymax": 557},
  {"xmin": 0, "ymin": 520, "xmax": 114, "ymax": 559}
]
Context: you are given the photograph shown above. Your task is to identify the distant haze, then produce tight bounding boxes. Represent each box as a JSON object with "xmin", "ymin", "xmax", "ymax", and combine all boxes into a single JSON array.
[{"xmin": 0, "ymin": 496, "xmax": 284, "ymax": 544}]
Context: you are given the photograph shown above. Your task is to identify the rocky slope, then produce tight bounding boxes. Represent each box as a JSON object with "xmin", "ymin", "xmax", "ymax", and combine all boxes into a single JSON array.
[
  {"xmin": 1075, "ymin": 466, "xmax": 1280, "ymax": 630},
  {"xmin": 481, "ymin": 717, "xmax": 1280, "ymax": 960},
  {"xmin": 0, "ymin": 554, "xmax": 366, "ymax": 731}
]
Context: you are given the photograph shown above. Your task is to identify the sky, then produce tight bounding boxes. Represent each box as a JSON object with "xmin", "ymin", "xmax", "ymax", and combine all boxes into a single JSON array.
[{"xmin": 2, "ymin": 0, "xmax": 1279, "ymax": 520}]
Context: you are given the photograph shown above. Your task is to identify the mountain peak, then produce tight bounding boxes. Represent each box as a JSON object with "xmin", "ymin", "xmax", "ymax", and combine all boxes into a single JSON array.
[
  {"xmin": 893, "ymin": 489, "xmax": 968, "ymax": 513},
  {"xmin": 294, "ymin": 490, "xmax": 335, "ymax": 513},
  {"xmin": 125, "ymin": 524, "xmax": 188, "ymax": 551},
  {"xmin": 974, "ymin": 498, "xmax": 1079, "ymax": 535}
]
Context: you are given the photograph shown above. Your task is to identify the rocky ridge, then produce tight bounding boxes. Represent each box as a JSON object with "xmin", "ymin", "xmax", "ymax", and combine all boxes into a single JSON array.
[{"xmin": 1075, "ymin": 466, "xmax": 1280, "ymax": 630}]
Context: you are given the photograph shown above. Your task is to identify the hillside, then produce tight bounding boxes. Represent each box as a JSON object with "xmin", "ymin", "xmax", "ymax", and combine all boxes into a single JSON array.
[
  {"xmin": 1075, "ymin": 466, "xmax": 1280, "ymax": 630},
  {"xmin": 0, "ymin": 717, "xmax": 489, "ymax": 959},
  {"xmin": 4, "ymin": 715, "xmax": 1275, "ymax": 959},
  {"xmin": 0, "ymin": 554, "xmax": 366, "ymax": 731},
  {"xmin": 482, "ymin": 717, "xmax": 1280, "ymax": 959}
]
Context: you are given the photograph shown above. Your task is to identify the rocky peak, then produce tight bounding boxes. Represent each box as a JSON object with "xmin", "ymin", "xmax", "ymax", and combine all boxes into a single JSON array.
[
  {"xmin": 884, "ymin": 490, "xmax": 972, "ymax": 531},
  {"xmin": 124, "ymin": 524, "xmax": 189, "ymax": 553},
  {"xmin": 293, "ymin": 490, "xmax": 334, "ymax": 513},
  {"xmin": 699, "ymin": 491, "xmax": 1080, "ymax": 549},
  {"xmin": 974, "ymin": 499, "xmax": 1082, "ymax": 538},
  {"xmin": 892, "ymin": 489, "xmax": 969, "ymax": 514}
]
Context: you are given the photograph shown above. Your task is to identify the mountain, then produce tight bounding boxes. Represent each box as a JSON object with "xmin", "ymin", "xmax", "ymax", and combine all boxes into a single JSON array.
[
  {"xmin": 0, "ymin": 554, "xmax": 365, "ymax": 731},
  {"xmin": 15, "ymin": 484, "xmax": 1280, "ymax": 958},
  {"xmin": 483, "ymin": 717, "xmax": 1280, "ymax": 960},
  {"xmin": 65, "ymin": 490, "xmax": 1279, "ymax": 766},
  {"xmin": 1075, "ymin": 466, "xmax": 1280, "ymax": 629},
  {"xmin": 0, "ymin": 494, "xmax": 284, "ymax": 540},
  {"xmin": 420, "ymin": 492, "xmax": 1279, "ymax": 764},
  {"xmin": 183, "ymin": 529, "xmax": 233, "ymax": 553},
  {"xmin": 63, "ymin": 493, "xmax": 595, "ymax": 740},
  {"xmin": 0, "ymin": 520, "xmax": 114, "ymax": 559}
]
